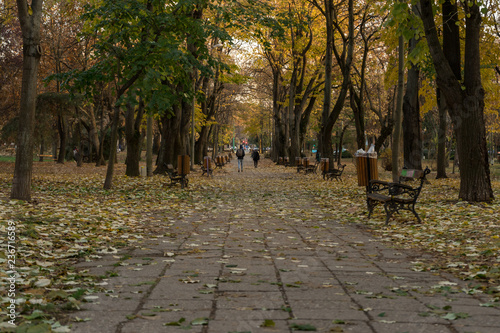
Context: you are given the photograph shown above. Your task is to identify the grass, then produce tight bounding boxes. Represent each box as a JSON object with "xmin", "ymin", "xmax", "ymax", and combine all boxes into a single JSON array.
[{"xmin": 0, "ymin": 155, "xmax": 16, "ymax": 162}]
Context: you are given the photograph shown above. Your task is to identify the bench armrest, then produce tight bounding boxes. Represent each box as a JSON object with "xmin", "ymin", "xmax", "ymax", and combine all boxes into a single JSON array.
[{"xmin": 368, "ymin": 180, "xmax": 391, "ymax": 192}]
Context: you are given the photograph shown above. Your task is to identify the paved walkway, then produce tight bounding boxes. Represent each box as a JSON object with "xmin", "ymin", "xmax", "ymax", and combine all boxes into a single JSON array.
[{"xmin": 70, "ymin": 158, "xmax": 500, "ymax": 333}]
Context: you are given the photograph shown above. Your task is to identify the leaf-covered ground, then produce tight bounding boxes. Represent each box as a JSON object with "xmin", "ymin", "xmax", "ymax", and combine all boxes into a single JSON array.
[{"xmin": 0, "ymin": 159, "xmax": 499, "ymax": 331}]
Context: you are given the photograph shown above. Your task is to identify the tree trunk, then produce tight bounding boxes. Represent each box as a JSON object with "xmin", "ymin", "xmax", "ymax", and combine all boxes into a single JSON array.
[
  {"xmin": 319, "ymin": 0, "xmax": 354, "ymax": 162},
  {"xmin": 96, "ymin": 97, "xmax": 108, "ymax": 166},
  {"xmin": 154, "ymin": 103, "xmax": 182, "ymax": 174},
  {"xmin": 75, "ymin": 107, "xmax": 83, "ymax": 167},
  {"xmin": 436, "ymin": 88, "xmax": 448, "ymax": 178},
  {"xmin": 146, "ymin": 114, "xmax": 153, "ymax": 176},
  {"xmin": 392, "ymin": 34, "xmax": 404, "ymax": 182},
  {"xmin": 319, "ymin": 0, "xmax": 333, "ymax": 160},
  {"xmin": 419, "ymin": 0, "xmax": 493, "ymax": 201},
  {"xmin": 125, "ymin": 100, "xmax": 145, "ymax": 177},
  {"xmin": 38, "ymin": 137, "xmax": 45, "ymax": 162},
  {"xmin": 436, "ymin": 0, "xmax": 461, "ymax": 179},
  {"xmin": 56, "ymin": 115, "xmax": 67, "ymax": 163},
  {"xmin": 103, "ymin": 103, "xmax": 120, "ymax": 189},
  {"xmin": 402, "ymin": 37, "xmax": 422, "ymax": 170},
  {"xmin": 11, "ymin": 0, "xmax": 43, "ymax": 201}
]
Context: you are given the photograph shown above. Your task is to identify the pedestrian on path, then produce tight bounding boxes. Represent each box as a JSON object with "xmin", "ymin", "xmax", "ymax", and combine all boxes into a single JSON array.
[
  {"xmin": 236, "ymin": 144, "xmax": 245, "ymax": 172},
  {"xmin": 251, "ymin": 149, "xmax": 260, "ymax": 168}
]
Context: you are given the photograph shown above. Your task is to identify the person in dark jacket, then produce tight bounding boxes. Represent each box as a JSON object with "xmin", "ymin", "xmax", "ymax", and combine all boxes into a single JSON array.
[
  {"xmin": 252, "ymin": 149, "xmax": 260, "ymax": 168},
  {"xmin": 236, "ymin": 145, "xmax": 245, "ymax": 172}
]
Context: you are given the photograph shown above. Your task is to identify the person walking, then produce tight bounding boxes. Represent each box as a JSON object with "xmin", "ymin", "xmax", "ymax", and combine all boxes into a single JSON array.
[
  {"xmin": 236, "ymin": 145, "xmax": 245, "ymax": 172},
  {"xmin": 252, "ymin": 149, "xmax": 260, "ymax": 168}
]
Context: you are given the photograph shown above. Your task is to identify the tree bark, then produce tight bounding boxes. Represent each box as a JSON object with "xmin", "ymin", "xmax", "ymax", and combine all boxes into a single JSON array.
[
  {"xmin": 419, "ymin": 0, "xmax": 493, "ymax": 201},
  {"xmin": 146, "ymin": 114, "xmax": 153, "ymax": 176},
  {"xmin": 402, "ymin": 37, "xmax": 422, "ymax": 171},
  {"xmin": 436, "ymin": 88, "xmax": 448, "ymax": 178},
  {"xmin": 392, "ymin": 34, "xmax": 404, "ymax": 182},
  {"xmin": 11, "ymin": 0, "xmax": 44, "ymax": 201},
  {"xmin": 436, "ymin": 0, "xmax": 461, "ymax": 178},
  {"xmin": 56, "ymin": 114, "xmax": 67, "ymax": 163},
  {"xmin": 125, "ymin": 100, "xmax": 145, "ymax": 177},
  {"xmin": 103, "ymin": 103, "xmax": 120, "ymax": 189},
  {"xmin": 318, "ymin": 0, "xmax": 354, "ymax": 162}
]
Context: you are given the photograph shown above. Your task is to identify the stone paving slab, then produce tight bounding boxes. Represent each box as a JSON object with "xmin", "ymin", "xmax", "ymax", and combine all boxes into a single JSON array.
[{"xmin": 67, "ymin": 159, "xmax": 500, "ymax": 332}]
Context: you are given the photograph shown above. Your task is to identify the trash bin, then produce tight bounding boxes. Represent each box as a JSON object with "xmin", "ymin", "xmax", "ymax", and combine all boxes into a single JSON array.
[
  {"xmin": 355, "ymin": 148, "xmax": 378, "ymax": 187},
  {"xmin": 320, "ymin": 158, "xmax": 329, "ymax": 173}
]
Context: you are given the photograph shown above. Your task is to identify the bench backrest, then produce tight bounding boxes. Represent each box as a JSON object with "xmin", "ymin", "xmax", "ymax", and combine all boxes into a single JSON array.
[{"xmin": 392, "ymin": 167, "xmax": 431, "ymax": 198}]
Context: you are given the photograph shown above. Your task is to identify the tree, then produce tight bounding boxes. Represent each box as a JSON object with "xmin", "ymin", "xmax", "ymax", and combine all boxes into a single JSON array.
[
  {"xmin": 402, "ymin": 36, "xmax": 422, "ymax": 171},
  {"xmin": 311, "ymin": 0, "xmax": 354, "ymax": 162},
  {"xmin": 11, "ymin": 0, "xmax": 44, "ymax": 201},
  {"xmin": 419, "ymin": 0, "xmax": 493, "ymax": 202},
  {"xmin": 436, "ymin": 0, "xmax": 461, "ymax": 178}
]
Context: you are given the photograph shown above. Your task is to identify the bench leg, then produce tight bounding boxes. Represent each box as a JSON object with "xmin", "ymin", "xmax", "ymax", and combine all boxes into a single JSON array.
[
  {"xmin": 383, "ymin": 203, "xmax": 394, "ymax": 225},
  {"xmin": 367, "ymin": 199, "xmax": 376, "ymax": 219},
  {"xmin": 410, "ymin": 205, "xmax": 422, "ymax": 223}
]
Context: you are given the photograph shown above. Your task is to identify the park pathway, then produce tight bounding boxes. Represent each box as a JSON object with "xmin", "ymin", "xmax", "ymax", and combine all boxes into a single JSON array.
[{"xmin": 70, "ymin": 157, "xmax": 500, "ymax": 333}]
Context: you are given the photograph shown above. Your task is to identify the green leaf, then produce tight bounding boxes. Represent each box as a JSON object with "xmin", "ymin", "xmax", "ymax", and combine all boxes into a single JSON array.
[
  {"xmin": 190, "ymin": 317, "xmax": 209, "ymax": 326},
  {"xmin": 24, "ymin": 310, "xmax": 49, "ymax": 320},
  {"xmin": 26, "ymin": 324, "xmax": 52, "ymax": 333},
  {"xmin": 261, "ymin": 319, "xmax": 275, "ymax": 327},
  {"xmin": 480, "ymin": 303, "xmax": 494, "ymax": 307},
  {"xmin": 290, "ymin": 323, "xmax": 317, "ymax": 331}
]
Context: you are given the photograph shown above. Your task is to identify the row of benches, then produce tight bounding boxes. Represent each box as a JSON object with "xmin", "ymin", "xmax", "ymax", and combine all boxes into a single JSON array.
[
  {"xmin": 201, "ymin": 154, "xmax": 232, "ymax": 176},
  {"xmin": 277, "ymin": 157, "xmax": 347, "ymax": 181},
  {"xmin": 166, "ymin": 154, "xmax": 233, "ymax": 186}
]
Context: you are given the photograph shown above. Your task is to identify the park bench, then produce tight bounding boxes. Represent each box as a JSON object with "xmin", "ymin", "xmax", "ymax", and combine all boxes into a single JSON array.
[
  {"xmin": 166, "ymin": 164, "xmax": 189, "ymax": 187},
  {"xmin": 305, "ymin": 161, "xmax": 319, "ymax": 174},
  {"xmin": 366, "ymin": 167, "xmax": 430, "ymax": 225},
  {"xmin": 215, "ymin": 156, "xmax": 225, "ymax": 169},
  {"xmin": 324, "ymin": 163, "xmax": 346, "ymax": 181},
  {"xmin": 201, "ymin": 156, "xmax": 213, "ymax": 177},
  {"xmin": 296, "ymin": 157, "xmax": 306, "ymax": 173},
  {"xmin": 39, "ymin": 154, "xmax": 56, "ymax": 161}
]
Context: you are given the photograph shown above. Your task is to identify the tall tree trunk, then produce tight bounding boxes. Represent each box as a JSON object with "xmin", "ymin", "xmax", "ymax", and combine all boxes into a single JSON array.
[
  {"xmin": 11, "ymin": 0, "xmax": 43, "ymax": 201},
  {"xmin": 56, "ymin": 115, "xmax": 67, "ymax": 163},
  {"xmin": 75, "ymin": 107, "xmax": 83, "ymax": 167},
  {"xmin": 436, "ymin": 88, "xmax": 448, "ymax": 178},
  {"xmin": 402, "ymin": 37, "xmax": 422, "ymax": 170},
  {"xmin": 419, "ymin": 0, "xmax": 493, "ymax": 201},
  {"xmin": 103, "ymin": 103, "xmax": 120, "ymax": 189},
  {"xmin": 437, "ymin": 0, "xmax": 461, "ymax": 178},
  {"xmin": 125, "ymin": 100, "xmax": 145, "ymax": 177},
  {"xmin": 155, "ymin": 103, "xmax": 182, "ymax": 174},
  {"xmin": 96, "ymin": 97, "xmax": 108, "ymax": 166},
  {"xmin": 146, "ymin": 114, "xmax": 153, "ymax": 176},
  {"xmin": 392, "ymin": 34, "xmax": 404, "ymax": 182},
  {"xmin": 318, "ymin": 0, "xmax": 354, "ymax": 162},
  {"xmin": 319, "ymin": 0, "xmax": 333, "ymax": 159},
  {"xmin": 38, "ymin": 137, "xmax": 44, "ymax": 162}
]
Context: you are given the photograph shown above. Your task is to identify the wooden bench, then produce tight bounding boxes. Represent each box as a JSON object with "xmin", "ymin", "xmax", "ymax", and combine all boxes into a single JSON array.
[
  {"xmin": 166, "ymin": 164, "xmax": 189, "ymax": 187},
  {"xmin": 323, "ymin": 163, "xmax": 346, "ymax": 181},
  {"xmin": 215, "ymin": 156, "xmax": 225, "ymax": 169},
  {"xmin": 276, "ymin": 157, "xmax": 287, "ymax": 166},
  {"xmin": 305, "ymin": 161, "xmax": 319, "ymax": 174},
  {"xmin": 39, "ymin": 154, "xmax": 56, "ymax": 161},
  {"xmin": 367, "ymin": 167, "xmax": 430, "ymax": 225},
  {"xmin": 201, "ymin": 157, "xmax": 213, "ymax": 177},
  {"xmin": 296, "ymin": 157, "xmax": 305, "ymax": 173}
]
